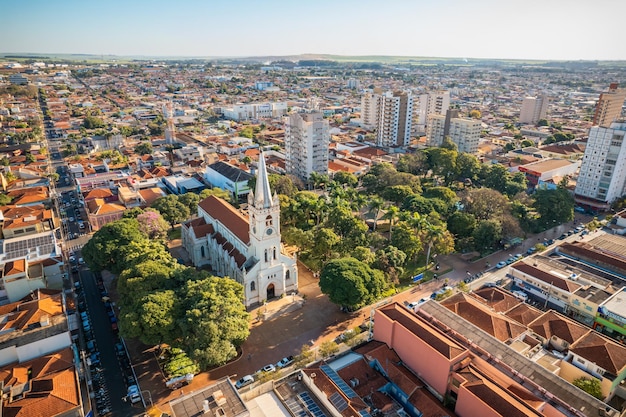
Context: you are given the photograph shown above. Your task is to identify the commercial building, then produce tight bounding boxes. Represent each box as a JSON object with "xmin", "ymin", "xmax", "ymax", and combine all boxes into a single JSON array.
[
  {"xmin": 574, "ymin": 122, "xmax": 626, "ymax": 210},
  {"xmin": 520, "ymin": 95, "xmax": 549, "ymax": 124},
  {"xmin": 517, "ymin": 158, "xmax": 580, "ymax": 188},
  {"xmin": 427, "ymin": 109, "xmax": 481, "ymax": 154},
  {"xmin": 222, "ymin": 102, "xmax": 287, "ymax": 121},
  {"xmin": 284, "ymin": 112, "xmax": 329, "ymax": 183},
  {"xmin": 593, "ymin": 83, "xmax": 626, "ymax": 128}
]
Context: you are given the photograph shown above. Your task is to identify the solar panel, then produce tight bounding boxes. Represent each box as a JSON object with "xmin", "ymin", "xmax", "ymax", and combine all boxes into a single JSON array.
[
  {"xmin": 320, "ymin": 365, "xmax": 358, "ymax": 398},
  {"xmin": 285, "ymin": 396, "xmax": 308, "ymax": 417},
  {"xmin": 359, "ymin": 410, "xmax": 373, "ymax": 417},
  {"xmin": 298, "ymin": 392, "xmax": 328, "ymax": 417},
  {"xmin": 329, "ymin": 392, "xmax": 348, "ymax": 412}
]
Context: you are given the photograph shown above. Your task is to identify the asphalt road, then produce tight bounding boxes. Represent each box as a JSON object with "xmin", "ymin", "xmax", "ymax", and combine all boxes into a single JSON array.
[{"xmin": 78, "ymin": 269, "xmax": 140, "ymax": 416}]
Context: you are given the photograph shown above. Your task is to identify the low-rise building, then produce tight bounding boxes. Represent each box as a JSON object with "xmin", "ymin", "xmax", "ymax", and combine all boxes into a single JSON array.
[{"xmin": 204, "ymin": 161, "xmax": 253, "ymax": 202}]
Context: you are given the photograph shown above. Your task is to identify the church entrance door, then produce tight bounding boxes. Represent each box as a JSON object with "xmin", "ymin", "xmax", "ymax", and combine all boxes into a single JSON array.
[{"xmin": 266, "ymin": 283, "xmax": 275, "ymax": 300}]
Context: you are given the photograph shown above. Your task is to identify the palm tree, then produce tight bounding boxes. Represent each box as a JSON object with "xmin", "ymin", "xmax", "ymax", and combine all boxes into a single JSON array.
[
  {"xmin": 381, "ymin": 204, "xmax": 400, "ymax": 240},
  {"xmin": 422, "ymin": 224, "xmax": 445, "ymax": 271},
  {"xmin": 367, "ymin": 197, "xmax": 385, "ymax": 231}
]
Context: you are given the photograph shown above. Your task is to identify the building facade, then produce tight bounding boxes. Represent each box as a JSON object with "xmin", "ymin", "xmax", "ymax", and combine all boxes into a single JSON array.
[
  {"xmin": 376, "ymin": 91, "xmax": 414, "ymax": 147},
  {"xmin": 593, "ymin": 83, "xmax": 626, "ymax": 128},
  {"xmin": 360, "ymin": 88, "xmax": 382, "ymax": 130},
  {"xmin": 519, "ymin": 95, "xmax": 549, "ymax": 124},
  {"xmin": 575, "ymin": 122, "xmax": 626, "ymax": 210},
  {"xmin": 182, "ymin": 153, "xmax": 297, "ymax": 308},
  {"xmin": 284, "ymin": 112, "xmax": 329, "ymax": 183},
  {"xmin": 427, "ymin": 110, "xmax": 481, "ymax": 154},
  {"xmin": 417, "ymin": 90, "xmax": 450, "ymax": 131}
]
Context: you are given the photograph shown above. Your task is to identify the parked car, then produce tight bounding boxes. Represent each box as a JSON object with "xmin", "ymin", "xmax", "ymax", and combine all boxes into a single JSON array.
[
  {"xmin": 496, "ymin": 261, "xmax": 507, "ymax": 269},
  {"xmin": 276, "ymin": 356, "xmax": 294, "ymax": 368},
  {"xmin": 235, "ymin": 375, "xmax": 254, "ymax": 389},
  {"xmin": 127, "ymin": 385, "xmax": 141, "ymax": 404},
  {"xmin": 558, "ymin": 234, "xmax": 567, "ymax": 240},
  {"xmin": 258, "ymin": 364, "xmax": 276, "ymax": 374}
]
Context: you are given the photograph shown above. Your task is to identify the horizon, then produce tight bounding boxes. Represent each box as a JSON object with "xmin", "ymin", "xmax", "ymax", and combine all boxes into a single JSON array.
[{"xmin": 1, "ymin": 0, "xmax": 625, "ymax": 61}]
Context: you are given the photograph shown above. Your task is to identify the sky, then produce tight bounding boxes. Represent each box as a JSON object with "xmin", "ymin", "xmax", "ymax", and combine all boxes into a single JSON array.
[{"xmin": 1, "ymin": 0, "xmax": 624, "ymax": 61}]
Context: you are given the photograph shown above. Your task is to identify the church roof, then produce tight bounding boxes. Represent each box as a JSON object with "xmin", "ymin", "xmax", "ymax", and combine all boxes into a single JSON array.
[
  {"xmin": 254, "ymin": 151, "xmax": 274, "ymax": 209},
  {"xmin": 198, "ymin": 196, "xmax": 249, "ymax": 245}
]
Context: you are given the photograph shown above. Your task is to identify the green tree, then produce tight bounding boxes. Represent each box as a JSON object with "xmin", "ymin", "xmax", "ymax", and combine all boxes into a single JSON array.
[
  {"xmin": 332, "ymin": 171, "xmax": 358, "ymax": 188},
  {"xmin": 320, "ymin": 258, "xmax": 387, "ymax": 310},
  {"xmin": 319, "ymin": 341, "xmax": 340, "ymax": 358},
  {"xmin": 119, "ymin": 289, "xmax": 179, "ymax": 345},
  {"xmin": 447, "ymin": 212, "xmax": 477, "ymax": 238},
  {"xmin": 178, "ymin": 277, "xmax": 250, "ymax": 368},
  {"xmin": 397, "ymin": 153, "xmax": 428, "ymax": 177},
  {"xmin": 151, "ymin": 195, "xmax": 191, "ymax": 226},
  {"xmin": 122, "ymin": 207, "xmax": 145, "ymax": 219},
  {"xmin": 472, "ymin": 219, "xmax": 502, "ymax": 253},
  {"xmin": 83, "ymin": 115, "xmax": 105, "ymax": 129},
  {"xmin": 533, "ymin": 187, "xmax": 574, "ymax": 229},
  {"xmin": 460, "ymin": 188, "xmax": 510, "ymax": 221},
  {"xmin": 425, "ymin": 147, "xmax": 458, "ymax": 184},
  {"xmin": 456, "ymin": 152, "xmax": 481, "ymax": 182},
  {"xmin": 469, "ymin": 109, "xmax": 481, "ymax": 119},
  {"xmin": 178, "ymin": 192, "xmax": 201, "ymax": 213},
  {"xmin": 134, "ymin": 141, "xmax": 153, "ymax": 155},
  {"xmin": 572, "ymin": 377, "xmax": 603, "ymax": 399},
  {"xmin": 390, "ymin": 222, "xmax": 422, "ymax": 261},
  {"xmin": 0, "ymin": 194, "xmax": 12, "ymax": 206},
  {"xmin": 81, "ymin": 218, "xmax": 146, "ymax": 274},
  {"xmin": 268, "ymin": 174, "xmax": 298, "ymax": 197},
  {"xmin": 367, "ymin": 196, "xmax": 385, "ymax": 231},
  {"xmin": 294, "ymin": 344, "xmax": 315, "ymax": 368},
  {"xmin": 199, "ymin": 187, "xmax": 232, "ymax": 202}
]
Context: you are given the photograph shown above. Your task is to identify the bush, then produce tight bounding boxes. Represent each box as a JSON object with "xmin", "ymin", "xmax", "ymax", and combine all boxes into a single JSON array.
[{"xmin": 163, "ymin": 347, "xmax": 199, "ymax": 378}]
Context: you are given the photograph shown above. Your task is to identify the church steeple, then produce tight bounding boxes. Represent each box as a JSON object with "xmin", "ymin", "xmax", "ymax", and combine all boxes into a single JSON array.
[{"xmin": 254, "ymin": 151, "xmax": 274, "ymax": 209}]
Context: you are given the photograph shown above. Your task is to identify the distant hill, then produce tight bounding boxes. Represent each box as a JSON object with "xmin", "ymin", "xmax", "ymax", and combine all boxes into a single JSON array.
[{"xmin": 1, "ymin": 52, "xmax": 624, "ymax": 67}]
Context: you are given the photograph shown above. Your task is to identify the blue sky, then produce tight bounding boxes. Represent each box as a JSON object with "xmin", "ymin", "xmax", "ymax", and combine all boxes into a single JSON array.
[{"xmin": 1, "ymin": 0, "xmax": 624, "ymax": 60}]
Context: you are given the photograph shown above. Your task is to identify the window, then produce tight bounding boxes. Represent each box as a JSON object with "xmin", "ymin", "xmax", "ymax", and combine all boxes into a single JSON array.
[
  {"xmin": 264, "ymin": 250, "xmax": 268, "ymax": 262},
  {"xmin": 286, "ymin": 270, "xmax": 290, "ymax": 280},
  {"xmin": 266, "ymin": 215, "xmax": 273, "ymax": 226},
  {"xmin": 201, "ymin": 246, "xmax": 205, "ymax": 258},
  {"xmin": 273, "ymin": 247, "xmax": 277, "ymax": 260},
  {"xmin": 250, "ymin": 281, "xmax": 255, "ymax": 291}
]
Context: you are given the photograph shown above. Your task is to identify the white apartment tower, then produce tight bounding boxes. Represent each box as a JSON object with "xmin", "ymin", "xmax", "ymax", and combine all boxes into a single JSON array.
[
  {"xmin": 360, "ymin": 88, "xmax": 382, "ymax": 129},
  {"xmin": 284, "ymin": 112, "xmax": 330, "ymax": 183},
  {"xmin": 426, "ymin": 109, "xmax": 481, "ymax": 154},
  {"xmin": 417, "ymin": 91, "xmax": 450, "ymax": 131},
  {"xmin": 575, "ymin": 122, "xmax": 626, "ymax": 210},
  {"xmin": 519, "ymin": 95, "xmax": 549, "ymax": 124},
  {"xmin": 376, "ymin": 90, "xmax": 414, "ymax": 147},
  {"xmin": 593, "ymin": 83, "xmax": 626, "ymax": 128}
]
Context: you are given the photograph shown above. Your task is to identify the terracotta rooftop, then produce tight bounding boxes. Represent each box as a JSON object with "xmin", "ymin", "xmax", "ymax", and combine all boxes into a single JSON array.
[
  {"xmin": 441, "ymin": 293, "xmax": 527, "ymax": 342},
  {"xmin": 569, "ymin": 331, "xmax": 626, "ymax": 377},
  {"xmin": 527, "ymin": 311, "xmax": 590, "ymax": 344},
  {"xmin": 0, "ymin": 348, "xmax": 80, "ymax": 417},
  {"xmin": 503, "ymin": 303, "xmax": 544, "ymax": 326},
  {"xmin": 512, "ymin": 262, "xmax": 581, "ymax": 293},
  {"xmin": 471, "ymin": 287, "xmax": 521, "ymax": 312},
  {"xmin": 198, "ymin": 195, "xmax": 249, "ymax": 245},
  {"xmin": 83, "ymin": 187, "xmax": 113, "ymax": 200},
  {"xmin": 377, "ymin": 303, "xmax": 466, "ymax": 359},
  {"xmin": 3, "ymin": 259, "xmax": 26, "ymax": 277},
  {"xmin": 138, "ymin": 187, "xmax": 165, "ymax": 206}
]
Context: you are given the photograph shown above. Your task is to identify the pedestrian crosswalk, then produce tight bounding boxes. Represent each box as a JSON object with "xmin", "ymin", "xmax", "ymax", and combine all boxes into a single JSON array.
[{"xmin": 67, "ymin": 243, "xmax": 85, "ymax": 252}]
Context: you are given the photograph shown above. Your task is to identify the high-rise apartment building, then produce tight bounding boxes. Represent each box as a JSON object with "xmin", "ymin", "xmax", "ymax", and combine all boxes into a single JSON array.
[
  {"xmin": 519, "ymin": 95, "xmax": 549, "ymax": 124},
  {"xmin": 284, "ymin": 112, "xmax": 329, "ymax": 183},
  {"xmin": 376, "ymin": 90, "xmax": 414, "ymax": 147},
  {"xmin": 593, "ymin": 83, "xmax": 626, "ymax": 128},
  {"xmin": 575, "ymin": 122, "xmax": 626, "ymax": 210},
  {"xmin": 427, "ymin": 109, "xmax": 481, "ymax": 154},
  {"xmin": 416, "ymin": 91, "xmax": 450, "ymax": 131},
  {"xmin": 360, "ymin": 88, "xmax": 382, "ymax": 129}
]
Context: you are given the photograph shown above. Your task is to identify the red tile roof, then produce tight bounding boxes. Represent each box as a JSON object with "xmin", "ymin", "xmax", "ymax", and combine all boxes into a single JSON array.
[{"xmin": 198, "ymin": 196, "xmax": 249, "ymax": 245}]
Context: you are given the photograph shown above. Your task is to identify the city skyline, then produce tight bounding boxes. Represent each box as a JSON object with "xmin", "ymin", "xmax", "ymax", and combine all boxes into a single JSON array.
[{"xmin": 1, "ymin": 0, "xmax": 625, "ymax": 61}]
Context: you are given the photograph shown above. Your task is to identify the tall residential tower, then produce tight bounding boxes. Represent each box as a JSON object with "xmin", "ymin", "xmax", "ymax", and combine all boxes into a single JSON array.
[
  {"xmin": 519, "ymin": 95, "xmax": 549, "ymax": 124},
  {"xmin": 284, "ymin": 112, "xmax": 330, "ymax": 183},
  {"xmin": 593, "ymin": 83, "xmax": 626, "ymax": 128},
  {"xmin": 574, "ymin": 122, "xmax": 626, "ymax": 211}
]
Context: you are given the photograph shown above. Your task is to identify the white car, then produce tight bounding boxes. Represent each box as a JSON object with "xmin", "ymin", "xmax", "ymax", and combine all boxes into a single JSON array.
[
  {"xmin": 258, "ymin": 364, "xmax": 276, "ymax": 374},
  {"xmin": 235, "ymin": 375, "xmax": 254, "ymax": 389}
]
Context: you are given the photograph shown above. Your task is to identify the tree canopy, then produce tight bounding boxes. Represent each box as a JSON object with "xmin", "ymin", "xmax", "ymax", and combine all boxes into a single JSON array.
[
  {"xmin": 320, "ymin": 258, "xmax": 387, "ymax": 309},
  {"xmin": 151, "ymin": 194, "xmax": 191, "ymax": 226}
]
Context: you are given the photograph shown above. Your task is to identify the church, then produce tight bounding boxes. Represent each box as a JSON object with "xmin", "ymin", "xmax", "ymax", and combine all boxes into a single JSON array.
[{"xmin": 181, "ymin": 153, "xmax": 298, "ymax": 308}]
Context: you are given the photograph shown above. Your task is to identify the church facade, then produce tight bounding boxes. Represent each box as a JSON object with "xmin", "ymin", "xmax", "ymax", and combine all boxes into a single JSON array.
[{"xmin": 181, "ymin": 154, "xmax": 298, "ymax": 308}]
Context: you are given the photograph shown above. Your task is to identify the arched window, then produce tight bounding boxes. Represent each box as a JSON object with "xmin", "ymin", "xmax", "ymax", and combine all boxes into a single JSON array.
[
  {"xmin": 273, "ymin": 247, "xmax": 277, "ymax": 260},
  {"xmin": 266, "ymin": 215, "xmax": 273, "ymax": 226},
  {"xmin": 201, "ymin": 246, "xmax": 205, "ymax": 258},
  {"xmin": 264, "ymin": 249, "xmax": 268, "ymax": 262},
  {"xmin": 286, "ymin": 270, "xmax": 290, "ymax": 280},
  {"xmin": 250, "ymin": 281, "xmax": 255, "ymax": 291}
]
